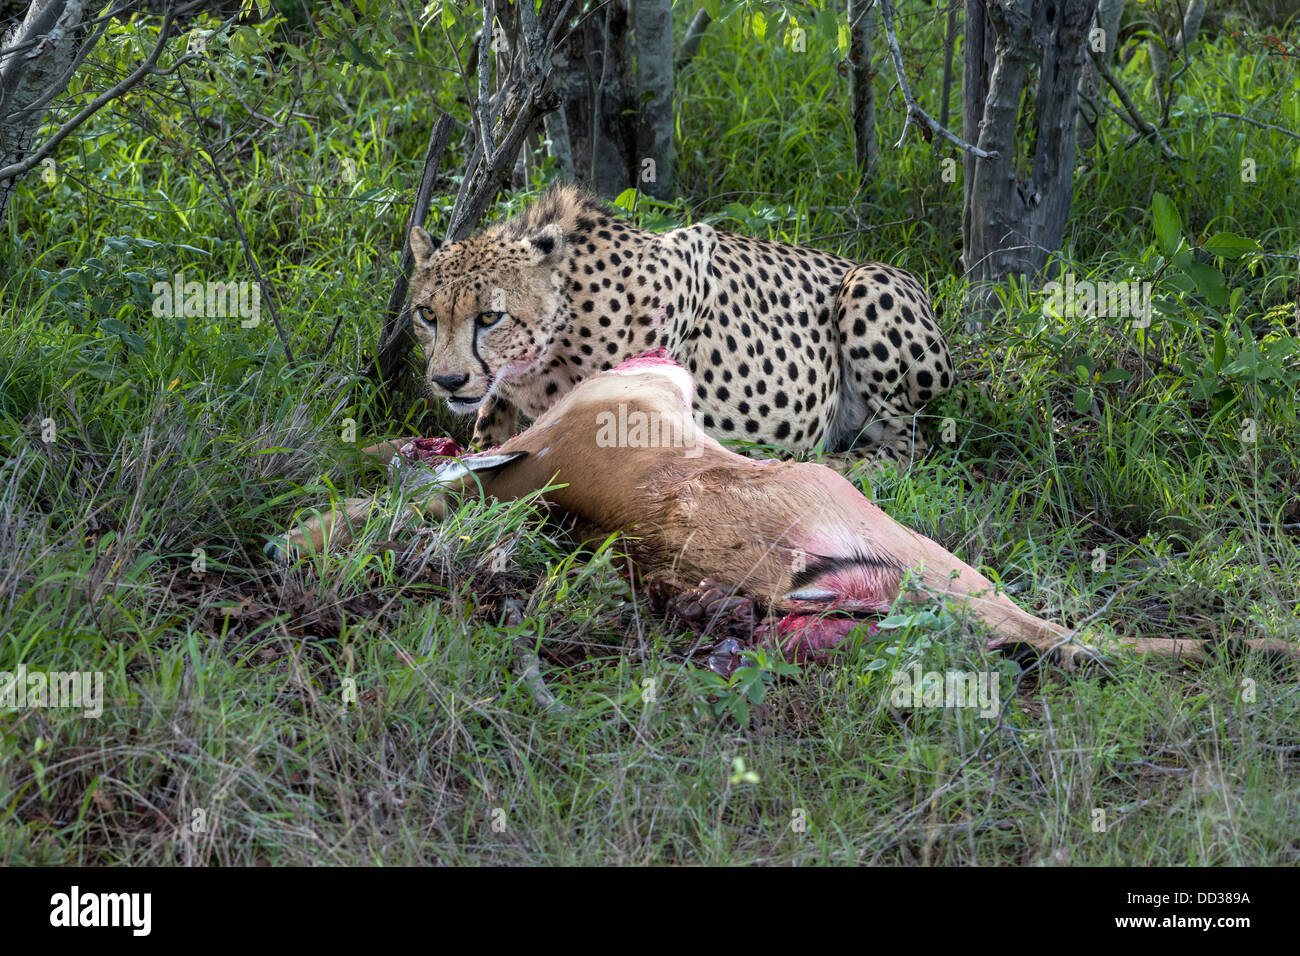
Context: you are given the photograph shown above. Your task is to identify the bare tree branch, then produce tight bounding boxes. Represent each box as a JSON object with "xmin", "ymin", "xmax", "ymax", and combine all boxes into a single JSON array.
[
  {"xmin": 475, "ymin": 0, "xmax": 496, "ymax": 159},
  {"xmin": 176, "ymin": 72, "xmax": 297, "ymax": 363},
  {"xmin": 373, "ymin": 111, "xmax": 455, "ymax": 382},
  {"xmin": 677, "ymin": 7, "xmax": 711, "ymax": 67},
  {"xmin": 1088, "ymin": 43, "xmax": 1186, "ymax": 161},
  {"xmin": 0, "ymin": 4, "xmax": 184, "ymax": 183},
  {"xmin": 1211, "ymin": 111, "xmax": 1300, "ymax": 142},
  {"xmin": 877, "ymin": 0, "xmax": 996, "ymax": 158}
]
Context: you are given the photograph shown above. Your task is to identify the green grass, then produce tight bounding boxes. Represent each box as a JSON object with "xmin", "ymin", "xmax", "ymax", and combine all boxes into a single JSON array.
[{"xmin": 1, "ymin": 3, "xmax": 1298, "ymax": 865}]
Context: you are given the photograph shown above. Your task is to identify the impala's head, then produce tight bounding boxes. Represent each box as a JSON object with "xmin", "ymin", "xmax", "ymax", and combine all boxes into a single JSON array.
[{"xmin": 406, "ymin": 222, "xmax": 568, "ymax": 414}]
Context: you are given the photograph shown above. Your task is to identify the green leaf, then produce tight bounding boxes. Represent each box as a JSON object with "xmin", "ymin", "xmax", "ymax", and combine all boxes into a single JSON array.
[
  {"xmin": 1229, "ymin": 286, "xmax": 1244, "ymax": 314},
  {"xmin": 1183, "ymin": 262, "xmax": 1229, "ymax": 306},
  {"xmin": 1152, "ymin": 192, "xmax": 1182, "ymax": 257},
  {"xmin": 85, "ymin": 363, "xmax": 117, "ymax": 381},
  {"xmin": 1189, "ymin": 376, "xmax": 1218, "ymax": 400},
  {"xmin": 1212, "ymin": 330, "xmax": 1226, "ymax": 371},
  {"xmin": 1073, "ymin": 387, "xmax": 1092, "ymax": 414},
  {"xmin": 612, "ymin": 187, "xmax": 638, "ymax": 210},
  {"xmin": 339, "ymin": 35, "xmax": 382, "ymax": 70},
  {"xmin": 878, "ymin": 610, "xmax": 940, "ymax": 631},
  {"xmin": 1098, "ymin": 367, "xmax": 1131, "ymax": 384},
  {"xmin": 1265, "ymin": 337, "xmax": 1299, "ymax": 362},
  {"xmin": 815, "ymin": 8, "xmax": 839, "ymax": 41},
  {"xmin": 721, "ymin": 202, "xmax": 752, "ymax": 223},
  {"xmin": 1221, "ymin": 348, "xmax": 1260, "ymax": 377},
  {"xmin": 1201, "ymin": 232, "xmax": 1259, "ymax": 258}
]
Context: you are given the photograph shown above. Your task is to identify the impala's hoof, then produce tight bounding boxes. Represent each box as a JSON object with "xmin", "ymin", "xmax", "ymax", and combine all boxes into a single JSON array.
[
  {"xmin": 987, "ymin": 637, "xmax": 1111, "ymax": 677},
  {"xmin": 1054, "ymin": 641, "xmax": 1111, "ymax": 676},
  {"xmin": 706, "ymin": 637, "xmax": 746, "ymax": 679},
  {"xmin": 264, "ymin": 538, "xmax": 288, "ymax": 565}
]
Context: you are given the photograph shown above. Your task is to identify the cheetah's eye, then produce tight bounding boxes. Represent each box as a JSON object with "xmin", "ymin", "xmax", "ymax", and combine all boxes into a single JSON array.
[
  {"xmin": 476, "ymin": 310, "xmax": 506, "ymax": 328},
  {"xmin": 414, "ymin": 305, "xmax": 437, "ymax": 329}
]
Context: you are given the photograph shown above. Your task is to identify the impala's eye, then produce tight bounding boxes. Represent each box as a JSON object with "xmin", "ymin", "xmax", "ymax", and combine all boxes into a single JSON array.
[
  {"xmin": 477, "ymin": 310, "xmax": 506, "ymax": 328},
  {"xmin": 414, "ymin": 305, "xmax": 437, "ymax": 328}
]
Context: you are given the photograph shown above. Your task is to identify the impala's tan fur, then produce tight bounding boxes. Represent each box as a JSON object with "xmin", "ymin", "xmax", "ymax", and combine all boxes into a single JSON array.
[{"xmin": 276, "ymin": 361, "xmax": 1297, "ymax": 669}]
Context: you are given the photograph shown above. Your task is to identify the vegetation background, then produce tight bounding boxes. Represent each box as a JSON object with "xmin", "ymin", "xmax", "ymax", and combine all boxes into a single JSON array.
[{"xmin": 1, "ymin": 0, "xmax": 1298, "ymax": 864}]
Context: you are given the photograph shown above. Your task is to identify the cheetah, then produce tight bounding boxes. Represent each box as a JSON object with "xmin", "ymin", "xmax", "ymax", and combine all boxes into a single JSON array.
[{"xmin": 404, "ymin": 186, "xmax": 952, "ymax": 470}]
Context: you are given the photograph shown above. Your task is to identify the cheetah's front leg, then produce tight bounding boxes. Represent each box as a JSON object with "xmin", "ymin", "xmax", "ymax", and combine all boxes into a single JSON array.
[{"xmin": 473, "ymin": 394, "xmax": 520, "ymax": 448}]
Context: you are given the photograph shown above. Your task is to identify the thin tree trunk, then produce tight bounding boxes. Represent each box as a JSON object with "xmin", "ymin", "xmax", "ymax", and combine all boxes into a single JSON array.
[
  {"xmin": 543, "ymin": 76, "xmax": 575, "ymax": 182},
  {"xmin": 1076, "ymin": 0, "xmax": 1125, "ymax": 151},
  {"xmin": 633, "ymin": 0, "xmax": 673, "ymax": 199},
  {"xmin": 960, "ymin": 0, "xmax": 991, "ymax": 267},
  {"xmin": 0, "ymin": 0, "xmax": 90, "ymax": 226},
  {"xmin": 848, "ymin": 0, "xmax": 877, "ymax": 188},
  {"xmin": 552, "ymin": 0, "xmax": 637, "ymax": 196},
  {"xmin": 962, "ymin": 0, "xmax": 1099, "ymax": 307},
  {"xmin": 1149, "ymin": 0, "xmax": 1206, "ymax": 114},
  {"xmin": 936, "ymin": 0, "xmax": 958, "ymax": 153},
  {"xmin": 677, "ymin": 7, "xmax": 711, "ymax": 67}
]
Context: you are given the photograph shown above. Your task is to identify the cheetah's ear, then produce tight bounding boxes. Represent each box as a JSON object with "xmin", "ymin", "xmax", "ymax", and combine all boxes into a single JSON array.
[
  {"xmin": 522, "ymin": 223, "xmax": 566, "ymax": 265},
  {"xmin": 409, "ymin": 226, "xmax": 442, "ymax": 265}
]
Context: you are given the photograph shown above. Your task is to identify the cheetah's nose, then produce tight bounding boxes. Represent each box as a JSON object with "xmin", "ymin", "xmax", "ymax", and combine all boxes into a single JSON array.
[{"xmin": 432, "ymin": 373, "xmax": 470, "ymax": 393}]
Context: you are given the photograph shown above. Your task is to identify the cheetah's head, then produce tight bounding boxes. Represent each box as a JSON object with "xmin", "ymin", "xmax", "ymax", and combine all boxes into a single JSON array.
[{"xmin": 405, "ymin": 223, "xmax": 568, "ymax": 414}]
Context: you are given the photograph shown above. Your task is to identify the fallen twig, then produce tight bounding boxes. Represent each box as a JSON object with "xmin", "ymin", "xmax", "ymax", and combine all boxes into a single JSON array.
[{"xmin": 502, "ymin": 598, "xmax": 572, "ymax": 715}]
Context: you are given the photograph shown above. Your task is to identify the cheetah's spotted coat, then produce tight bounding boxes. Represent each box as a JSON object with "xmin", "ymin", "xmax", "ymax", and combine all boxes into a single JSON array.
[{"xmin": 405, "ymin": 186, "xmax": 952, "ymax": 466}]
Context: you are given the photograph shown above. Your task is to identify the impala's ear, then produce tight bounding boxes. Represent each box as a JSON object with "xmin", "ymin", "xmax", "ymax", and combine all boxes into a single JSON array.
[
  {"xmin": 409, "ymin": 226, "xmax": 442, "ymax": 265},
  {"xmin": 522, "ymin": 223, "xmax": 566, "ymax": 265}
]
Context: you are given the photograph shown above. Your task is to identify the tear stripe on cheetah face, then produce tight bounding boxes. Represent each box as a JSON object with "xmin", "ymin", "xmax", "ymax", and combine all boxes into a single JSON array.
[{"xmin": 404, "ymin": 185, "xmax": 953, "ymax": 458}]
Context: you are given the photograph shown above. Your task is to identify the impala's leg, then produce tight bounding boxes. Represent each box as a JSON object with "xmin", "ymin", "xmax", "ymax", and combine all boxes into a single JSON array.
[
  {"xmin": 1096, "ymin": 635, "xmax": 1300, "ymax": 665},
  {"xmin": 665, "ymin": 580, "xmax": 755, "ymax": 636},
  {"xmin": 267, "ymin": 495, "xmax": 382, "ymax": 562},
  {"xmin": 360, "ymin": 436, "xmax": 421, "ymax": 468},
  {"xmin": 980, "ymin": 611, "xmax": 1109, "ymax": 673}
]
